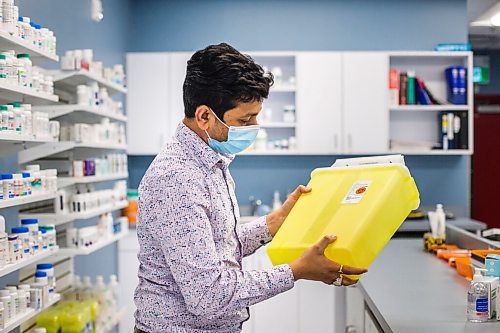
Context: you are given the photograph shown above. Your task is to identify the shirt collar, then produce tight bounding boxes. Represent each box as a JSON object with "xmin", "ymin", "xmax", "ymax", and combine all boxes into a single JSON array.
[{"xmin": 175, "ymin": 122, "xmax": 235, "ymax": 170}]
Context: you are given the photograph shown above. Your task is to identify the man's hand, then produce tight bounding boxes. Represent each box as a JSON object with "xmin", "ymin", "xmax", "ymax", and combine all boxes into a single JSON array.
[
  {"xmin": 266, "ymin": 185, "xmax": 311, "ymax": 237},
  {"xmin": 289, "ymin": 235, "xmax": 368, "ymax": 286}
]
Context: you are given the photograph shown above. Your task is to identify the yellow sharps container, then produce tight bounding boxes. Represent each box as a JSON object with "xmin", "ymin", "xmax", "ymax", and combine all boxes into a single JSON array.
[{"xmin": 267, "ymin": 155, "xmax": 420, "ymax": 277}]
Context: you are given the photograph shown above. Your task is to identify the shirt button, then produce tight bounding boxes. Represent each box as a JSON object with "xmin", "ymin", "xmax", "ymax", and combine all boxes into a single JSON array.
[{"xmin": 260, "ymin": 240, "xmax": 265, "ymax": 245}]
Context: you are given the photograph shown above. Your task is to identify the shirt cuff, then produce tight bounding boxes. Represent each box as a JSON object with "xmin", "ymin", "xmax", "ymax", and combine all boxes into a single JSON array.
[
  {"xmin": 271, "ymin": 264, "xmax": 295, "ymax": 293},
  {"xmin": 257, "ymin": 215, "xmax": 273, "ymax": 244}
]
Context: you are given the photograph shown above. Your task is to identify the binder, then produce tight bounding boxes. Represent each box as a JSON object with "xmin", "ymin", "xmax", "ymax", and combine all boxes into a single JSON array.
[
  {"xmin": 407, "ymin": 71, "xmax": 416, "ymax": 105},
  {"xmin": 416, "ymin": 77, "xmax": 431, "ymax": 105}
]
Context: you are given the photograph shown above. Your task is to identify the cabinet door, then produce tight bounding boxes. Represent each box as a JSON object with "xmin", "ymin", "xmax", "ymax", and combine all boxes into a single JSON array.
[
  {"xmin": 126, "ymin": 53, "xmax": 170, "ymax": 155},
  {"xmin": 296, "ymin": 52, "xmax": 342, "ymax": 154},
  {"xmin": 297, "ymin": 280, "xmax": 335, "ymax": 332},
  {"xmin": 244, "ymin": 246, "xmax": 299, "ymax": 333},
  {"xmin": 342, "ymin": 52, "xmax": 389, "ymax": 153}
]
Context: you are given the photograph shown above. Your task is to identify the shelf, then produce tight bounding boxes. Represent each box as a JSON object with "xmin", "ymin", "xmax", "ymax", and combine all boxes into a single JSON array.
[
  {"xmin": 390, "ymin": 149, "xmax": 473, "ymax": 156},
  {"xmin": 0, "ymin": 293, "xmax": 60, "ymax": 333},
  {"xmin": 52, "ymin": 70, "xmax": 127, "ymax": 95},
  {"xmin": 0, "ymin": 29, "xmax": 59, "ymax": 64},
  {"xmin": 18, "ymin": 141, "xmax": 127, "ymax": 164},
  {"xmin": 390, "ymin": 105, "xmax": 470, "ymax": 112},
  {"xmin": 270, "ymin": 84, "xmax": 296, "ymax": 92},
  {"xmin": 0, "ymin": 134, "xmax": 58, "ymax": 155},
  {"xmin": 0, "ymin": 247, "xmax": 59, "ymax": 278},
  {"xmin": 388, "ymin": 51, "xmax": 472, "ymax": 58},
  {"xmin": 0, "ymin": 192, "xmax": 57, "ymax": 209},
  {"xmin": 260, "ymin": 122, "xmax": 296, "ymax": 128},
  {"xmin": 57, "ymin": 173, "xmax": 128, "ymax": 188},
  {"xmin": 58, "ymin": 229, "xmax": 129, "ymax": 257},
  {"xmin": 33, "ymin": 104, "xmax": 127, "ymax": 123},
  {"xmin": 0, "ymin": 80, "xmax": 59, "ymax": 104},
  {"xmin": 19, "ymin": 200, "xmax": 129, "ymax": 226}
]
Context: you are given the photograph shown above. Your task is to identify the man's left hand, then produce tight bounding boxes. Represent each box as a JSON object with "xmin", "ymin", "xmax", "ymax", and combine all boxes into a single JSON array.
[{"xmin": 266, "ymin": 185, "xmax": 312, "ymax": 237}]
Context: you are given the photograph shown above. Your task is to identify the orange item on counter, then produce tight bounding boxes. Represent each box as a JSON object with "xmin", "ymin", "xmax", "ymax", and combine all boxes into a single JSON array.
[
  {"xmin": 455, "ymin": 257, "xmax": 473, "ymax": 280},
  {"xmin": 436, "ymin": 249, "xmax": 470, "ymax": 261},
  {"xmin": 471, "ymin": 249, "xmax": 500, "ymax": 262},
  {"xmin": 430, "ymin": 244, "xmax": 458, "ymax": 254},
  {"xmin": 123, "ymin": 200, "xmax": 138, "ymax": 225}
]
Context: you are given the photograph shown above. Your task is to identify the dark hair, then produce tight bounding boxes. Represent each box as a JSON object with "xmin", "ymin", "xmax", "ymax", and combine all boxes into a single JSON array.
[{"xmin": 183, "ymin": 43, "xmax": 274, "ymax": 119}]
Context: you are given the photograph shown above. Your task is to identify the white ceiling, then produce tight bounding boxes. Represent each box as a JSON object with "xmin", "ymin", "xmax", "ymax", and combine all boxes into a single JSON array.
[{"xmin": 469, "ymin": 0, "xmax": 500, "ymax": 48}]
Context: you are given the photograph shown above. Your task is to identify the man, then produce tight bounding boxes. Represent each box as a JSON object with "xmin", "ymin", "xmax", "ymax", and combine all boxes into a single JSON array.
[{"xmin": 134, "ymin": 43, "xmax": 367, "ymax": 333}]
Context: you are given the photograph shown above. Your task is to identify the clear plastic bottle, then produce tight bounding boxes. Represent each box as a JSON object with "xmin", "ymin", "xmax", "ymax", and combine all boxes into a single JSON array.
[
  {"xmin": 17, "ymin": 54, "xmax": 32, "ymax": 88},
  {"xmin": 81, "ymin": 276, "xmax": 93, "ymax": 300},
  {"xmin": 2, "ymin": 0, "xmax": 16, "ymax": 35},
  {"xmin": 467, "ymin": 268, "xmax": 489, "ymax": 322},
  {"xmin": 108, "ymin": 274, "xmax": 119, "ymax": 312}
]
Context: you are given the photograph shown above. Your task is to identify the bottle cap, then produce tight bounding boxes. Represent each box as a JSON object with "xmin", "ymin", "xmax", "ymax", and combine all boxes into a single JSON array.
[
  {"xmin": 21, "ymin": 219, "xmax": 38, "ymax": 225},
  {"xmin": 11, "ymin": 226, "xmax": 29, "ymax": 234},
  {"xmin": 36, "ymin": 263, "xmax": 53, "ymax": 270}
]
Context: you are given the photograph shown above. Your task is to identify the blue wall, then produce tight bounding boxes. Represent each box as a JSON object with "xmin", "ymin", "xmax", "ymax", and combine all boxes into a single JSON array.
[{"xmin": 127, "ymin": 0, "xmax": 472, "ymax": 216}]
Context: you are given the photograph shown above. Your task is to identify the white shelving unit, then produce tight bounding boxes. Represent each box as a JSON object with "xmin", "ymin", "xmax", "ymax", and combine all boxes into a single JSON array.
[
  {"xmin": 0, "ymin": 30, "xmax": 59, "ymax": 64},
  {"xmin": 34, "ymin": 104, "xmax": 127, "ymax": 123},
  {"xmin": 58, "ymin": 229, "xmax": 129, "ymax": 257},
  {"xmin": 19, "ymin": 200, "xmax": 129, "ymax": 226},
  {"xmin": 0, "ymin": 192, "xmax": 57, "ymax": 209},
  {"xmin": 18, "ymin": 141, "xmax": 127, "ymax": 164},
  {"xmin": 0, "ymin": 294, "xmax": 61, "ymax": 333},
  {"xmin": 57, "ymin": 173, "xmax": 129, "ymax": 188},
  {"xmin": 0, "ymin": 80, "xmax": 59, "ymax": 104},
  {"xmin": 0, "ymin": 247, "xmax": 59, "ymax": 278},
  {"xmin": 389, "ymin": 51, "xmax": 473, "ymax": 155},
  {"xmin": 52, "ymin": 70, "xmax": 127, "ymax": 95}
]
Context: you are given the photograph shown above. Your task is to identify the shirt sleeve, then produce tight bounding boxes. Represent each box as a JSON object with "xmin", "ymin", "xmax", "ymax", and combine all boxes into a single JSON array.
[
  {"xmin": 150, "ymin": 173, "xmax": 295, "ymax": 317},
  {"xmin": 237, "ymin": 216, "xmax": 273, "ymax": 257}
]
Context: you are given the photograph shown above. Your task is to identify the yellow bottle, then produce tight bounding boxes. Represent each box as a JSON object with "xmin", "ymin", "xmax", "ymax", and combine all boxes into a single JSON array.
[{"xmin": 267, "ymin": 155, "xmax": 420, "ymax": 279}]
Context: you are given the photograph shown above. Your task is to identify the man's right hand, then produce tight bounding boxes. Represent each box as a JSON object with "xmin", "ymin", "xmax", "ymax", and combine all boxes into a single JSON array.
[{"xmin": 289, "ymin": 235, "xmax": 368, "ymax": 286}]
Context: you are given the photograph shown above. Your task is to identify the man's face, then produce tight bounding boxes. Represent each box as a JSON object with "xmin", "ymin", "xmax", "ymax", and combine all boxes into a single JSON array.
[{"xmin": 209, "ymin": 100, "xmax": 262, "ymax": 142}]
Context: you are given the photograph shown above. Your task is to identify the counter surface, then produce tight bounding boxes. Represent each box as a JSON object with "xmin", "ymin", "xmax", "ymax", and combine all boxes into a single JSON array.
[{"xmin": 359, "ymin": 238, "xmax": 499, "ymax": 332}]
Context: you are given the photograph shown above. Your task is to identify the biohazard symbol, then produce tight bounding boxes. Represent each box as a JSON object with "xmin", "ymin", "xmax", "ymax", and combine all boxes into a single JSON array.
[{"xmin": 355, "ymin": 187, "xmax": 366, "ymax": 195}]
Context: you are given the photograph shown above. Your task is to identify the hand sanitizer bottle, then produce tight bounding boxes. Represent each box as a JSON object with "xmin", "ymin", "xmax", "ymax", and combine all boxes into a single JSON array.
[
  {"xmin": 467, "ymin": 268, "xmax": 489, "ymax": 322},
  {"xmin": 272, "ymin": 190, "xmax": 282, "ymax": 211}
]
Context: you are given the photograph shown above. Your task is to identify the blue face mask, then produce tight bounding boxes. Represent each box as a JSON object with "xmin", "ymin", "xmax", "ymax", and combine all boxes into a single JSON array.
[{"xmin": 205, "ymin": 110, "xmax": 260, "ymax": 155}]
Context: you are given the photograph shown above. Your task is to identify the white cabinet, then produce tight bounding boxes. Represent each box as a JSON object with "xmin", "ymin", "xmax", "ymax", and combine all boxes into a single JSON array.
[
  {"xmin": 296, "ymin": 52, "xmax": 342, "ymax": 154},
  {"xmin": 118, "ymin": 230, "xmax": 140, "ymax": 333},
  {"xmin": 243, "ymin": 244, "xmax": 337, "ymax": 333},
  {"xmin": 342, "ymin": 53, "xmax": 389, "ymax": 153},
  {"xmin": 126, "ymin": 52, "xmax": 191, "ymax": 155}
]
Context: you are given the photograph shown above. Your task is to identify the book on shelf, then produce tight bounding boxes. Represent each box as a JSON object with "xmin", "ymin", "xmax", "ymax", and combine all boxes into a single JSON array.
[
  {"xmin": 390, "ymin": 69, "xmax": 456, "ymax": 107},
  {"xmin": 399, "ymin": 72, "xmax": 408, "ymax": 105}
]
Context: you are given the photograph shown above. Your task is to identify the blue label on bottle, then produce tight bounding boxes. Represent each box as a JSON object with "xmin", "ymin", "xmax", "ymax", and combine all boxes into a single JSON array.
[{"xmin": 476, "ymin": 298, "xmax": 488, "ymax": 313}]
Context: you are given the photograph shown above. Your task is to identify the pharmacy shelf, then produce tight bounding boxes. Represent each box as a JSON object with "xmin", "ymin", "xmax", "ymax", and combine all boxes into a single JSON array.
[
  {"xmin": 58, "ymin": 229, "xmax": 129, "ymax": 257},
  {"xmin": 260, "ymin": 122, "xmax": 296, "ymax": 128},
  {"xmin": 33, "ymin": 104, "xmax": 127, "ymax": 123},
  {"xmin": 0, "ymin": 293, "xmax": 61, "ymax": 333},
  {"xmin": 0, "ymin": 192, "xmax": 57, "ymax": 209},
  {"xmin": 0, "ymin": 134, "xmax": 58, "ymax": 155},
  {"xmin": 100, "ymin": 307, "xmax": 127, "ymax": 333},
  {"xmin": 18, "ymin": 141, "xmax": 127, "ymax": 164},
  {"xmin": 19, "ymin": 200, "xmax": 129, "ymax": 226},
  {"xmin": 0, "ymin": 80, "xmax": 59, "ymax": 104},
  {"xmin": 0, "ymin": 246, "xmax": 59, "ymax": 279},
  {"xmin": 0, "ymin": 30, "xmax": 59, "ymax": 64},
  {"xmin": 52, "ymin": 70, "xmax": 127, "ymax": 95},
  {"xmin": 57, "ymin": 173, "xmax": 129, "ymax": 188},
  {"xmin": 390, "ymin": 105, "xmax": 469, "ymax": 112}
]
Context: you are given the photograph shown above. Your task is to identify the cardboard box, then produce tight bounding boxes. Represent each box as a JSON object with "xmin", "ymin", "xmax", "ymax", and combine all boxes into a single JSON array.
[
  {"xmin": 484, "ymin": 276, "xmax": 499, "ymax": 320},
  {"xmin": 486, "ymin": 254, "xmax": 500, "ymax": 278}
]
